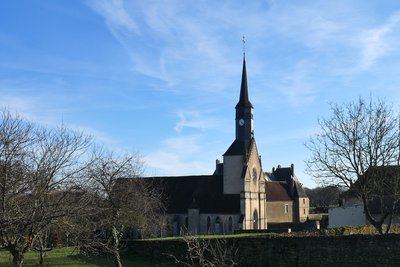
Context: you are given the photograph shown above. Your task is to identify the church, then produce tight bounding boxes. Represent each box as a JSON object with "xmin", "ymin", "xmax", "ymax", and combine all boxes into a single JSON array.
[{"xmin": 145, "ymin": 56, "xmax": 309, "ymax": 236}]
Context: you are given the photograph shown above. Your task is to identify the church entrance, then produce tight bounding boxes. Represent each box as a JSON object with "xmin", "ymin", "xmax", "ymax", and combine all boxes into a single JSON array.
[{"xmin": 253, "ymin": 209, "xmax": 258, "ymax": 229}]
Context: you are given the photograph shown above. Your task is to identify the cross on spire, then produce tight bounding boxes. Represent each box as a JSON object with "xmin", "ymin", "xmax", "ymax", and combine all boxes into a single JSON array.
[{"xmin": 242, "ymin": 36, "xmax": 246, "ymax": 57}]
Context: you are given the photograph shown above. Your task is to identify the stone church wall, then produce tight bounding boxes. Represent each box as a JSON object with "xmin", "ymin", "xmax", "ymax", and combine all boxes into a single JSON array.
[
  {"xmin": 166, "ymin": 213, "xmax": 240, "ymax": 236},
  {"xmin": 223, "ymin": 155, "xmax": 244, "ymax": 194}
]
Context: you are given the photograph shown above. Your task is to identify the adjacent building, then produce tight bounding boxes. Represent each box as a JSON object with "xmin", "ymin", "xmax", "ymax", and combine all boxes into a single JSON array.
[{"xmin": 329, "ymin": 166, "xmax": 400, "ymax": 228}]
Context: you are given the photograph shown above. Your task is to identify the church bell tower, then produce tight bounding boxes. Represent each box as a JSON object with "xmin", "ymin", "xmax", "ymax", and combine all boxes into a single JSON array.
[{"xmin": 235, "ymin": 57, "xmax": 254, "ymax": 142}]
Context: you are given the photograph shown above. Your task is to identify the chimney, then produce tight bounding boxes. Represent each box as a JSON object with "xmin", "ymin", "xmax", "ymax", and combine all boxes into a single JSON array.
[
  {"xmin": 272, "ymin": 167, "xmax": 275, "ymax": 173},
  {"xmin": 216, "ymin": 159, "xmax": 220, "ymax": 168},
  {"xmin": 290, "ymin": 163, "xmax": 294, "ymax": 176}
]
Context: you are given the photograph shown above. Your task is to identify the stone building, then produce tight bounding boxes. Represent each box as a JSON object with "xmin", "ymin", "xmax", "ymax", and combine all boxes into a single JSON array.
[
  {"xmin": 141, "ymin": 56, "xmax": 308, "ymax": 236},
  {"xmin": 265, "ymin": 165, "xmax": 309, "ymax": 225}
]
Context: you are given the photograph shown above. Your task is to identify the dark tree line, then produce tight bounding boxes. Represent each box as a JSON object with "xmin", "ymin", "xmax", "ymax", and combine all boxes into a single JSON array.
[
  {"xmin": 304, "ymin": 186, "xmax": 342, "ymax": 209},
  {"xmin": 0, "ymin": 109, "xmax": 164, "ymax": 267}
]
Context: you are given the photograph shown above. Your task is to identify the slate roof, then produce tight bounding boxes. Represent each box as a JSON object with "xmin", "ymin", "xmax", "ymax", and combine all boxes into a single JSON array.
[
  {"xmin": 122, "ymin": 175, "xmax": 240, "ymax": 214},
  {"xmin": 266, "ymin": 165, "xmax": 308, "ymax": 200},
  {"xmin": 265, "ymin": 181, "xmax": 293, "ymax": 201},
  {"xmin": 269, "ymin": 167, "xmax": 292, "ymax": 183},
  {"xmin": 223, "ymin": 139, "xmax": 252, "ymax": 156},
  {"xmin": 236, "ymin": 57, "xmax": 253, "ymax": 109},
  {"xmin": 293, "ymin": 180, "xmax": 308, "ymax": 198}
]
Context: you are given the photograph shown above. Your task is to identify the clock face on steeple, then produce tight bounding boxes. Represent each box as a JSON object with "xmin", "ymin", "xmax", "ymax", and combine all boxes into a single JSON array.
[{"xmin": 238, "ymin": 119, "xmax": 245, "ymax": 126}]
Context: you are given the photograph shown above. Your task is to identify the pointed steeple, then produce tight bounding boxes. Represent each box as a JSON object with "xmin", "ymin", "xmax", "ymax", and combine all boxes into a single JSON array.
[
  {"xmin": 234, "ymin": 55, "xmax": 254, "ymax": 143},
  {"xmin": 236, "ymin": 57, "xmax": 253, "ymax": 108}
]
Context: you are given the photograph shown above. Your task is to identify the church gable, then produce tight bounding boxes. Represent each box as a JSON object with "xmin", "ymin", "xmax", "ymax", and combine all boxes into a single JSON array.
[{"xmin": 243, "ymin": 140, "xmax": 264, "ymax": 193}]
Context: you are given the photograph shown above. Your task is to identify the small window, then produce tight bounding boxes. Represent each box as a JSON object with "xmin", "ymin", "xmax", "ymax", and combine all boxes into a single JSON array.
[
  {"xmin": 303, "ymin": 208, "xmax": 306, "ymax": 215},
  {"xmin": 284, "ymin": 204, "xmax": 289, "ymax": 214},
  {"xmin": 303, "ymin": 198, "xmax": 305, "ymax": 205},
  {"xmin": 206, "ymin": 216, "xmax": 211, "ymax": 233}
]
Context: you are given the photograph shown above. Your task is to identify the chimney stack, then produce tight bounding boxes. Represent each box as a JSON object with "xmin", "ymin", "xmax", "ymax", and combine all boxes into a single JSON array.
[{"xmin": 290, "ymin": 163, "xmax": 294, "ymax": 176}]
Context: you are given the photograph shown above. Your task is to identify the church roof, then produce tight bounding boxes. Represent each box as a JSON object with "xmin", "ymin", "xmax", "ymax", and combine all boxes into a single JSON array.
[
  {"xmin": 130, "ymin": 175, "xmax": 240, "ymax": 214},
  {"xmin": 265, "ymin": 181, "xmax": 293, "ymax": 201},
  {"xmin": 223, "ymin": 139, "xmax": 253, "ymax": 156},
  {"xmin": 235, "ymin": 57, "xmax": 253, "ymax": 109}
]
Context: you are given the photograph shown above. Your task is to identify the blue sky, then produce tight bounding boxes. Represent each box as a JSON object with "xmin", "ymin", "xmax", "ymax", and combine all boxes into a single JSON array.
[{"xmin": 1, "ymin": 1, "xmax": 400, "ymax": 188}]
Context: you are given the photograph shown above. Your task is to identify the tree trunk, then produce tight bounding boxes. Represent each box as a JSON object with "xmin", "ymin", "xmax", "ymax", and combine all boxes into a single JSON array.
[
  {"xmin": 11, "ymin": 251, "xmax": 24, "ymax": 267},
  {"xmin": 39, "ymin": 252, "xmax": 44, "ymax": 265},
  {"xmin": 111, "ymin": 225, "xmax": 122, "ymax": 267},
  {"xmin": 362, "ymin": 195, "xmax": 385, "ymax": 234},
  {"xmin": 113, "ymin": 251, "xmax": 123, "ymax": 267}
]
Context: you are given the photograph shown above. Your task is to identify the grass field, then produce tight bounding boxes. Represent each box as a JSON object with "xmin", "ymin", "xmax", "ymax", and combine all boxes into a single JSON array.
[{"xmin": 0, "ymin": 247, "xmax": 178, "ymax": 267}]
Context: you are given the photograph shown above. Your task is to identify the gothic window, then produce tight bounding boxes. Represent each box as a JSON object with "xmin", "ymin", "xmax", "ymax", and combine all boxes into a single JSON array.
[
  {"xmin": 172, "ymin": 215, "xmax": 180, "ymax": 237},
  {"xmin": 252, "ymin": 167, "xmax": 257, "ymax": 183},
  {"xmin": 206, "ymin": 216, "xmax": 211, "ymax": 234},
  {"xmin": 253, "ymin": 209, "xmax": 259, "ymax": 229},
  {"xmin": 215, "ymin": 216, "xmax": 222, "ymax": 234},
  {"xmin": 303, "ymin": 198, "xmax": 305, "ymax": 205},
  {"xmin": 184, "ymin": 217, "xmax": 189, "ymax": 231}
]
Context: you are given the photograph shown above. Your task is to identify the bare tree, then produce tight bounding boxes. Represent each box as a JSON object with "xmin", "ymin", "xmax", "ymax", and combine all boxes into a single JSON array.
[
  {"xmin": 79, "ymin": 151, "xmax": 165, "ymax": 267},
  {"xmin": 306, "ymin": 97, "xmax": 400, "ymax": 234},
  {"xmin": 0, "ymin": 109, "xmax": 92, "ymax": 267},
  {"xmin": 169, "ymin": 236, "xmax": 238, "ymax": 267}
]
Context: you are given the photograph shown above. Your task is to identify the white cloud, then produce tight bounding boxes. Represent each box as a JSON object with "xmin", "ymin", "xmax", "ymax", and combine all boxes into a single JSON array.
[
  {"xmin": 86, "ymin": 0, "xmax": 138, "ymax": 33},
  {"xmin": 174, "ymin": 110, "xmax": 216, "ymax": 133},
  {"xmin": 357, "ymin": 11, "xmax": 400, "ymax": 70},
  {"xmin": 266, "ymin": 3, "xmax": 344, "ymax": 48}
]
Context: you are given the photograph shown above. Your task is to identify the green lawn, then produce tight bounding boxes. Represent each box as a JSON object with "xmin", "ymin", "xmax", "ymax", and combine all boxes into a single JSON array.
[{"xmin": 0, "ymin": 247, "xmax": 178, "ymax": 267}]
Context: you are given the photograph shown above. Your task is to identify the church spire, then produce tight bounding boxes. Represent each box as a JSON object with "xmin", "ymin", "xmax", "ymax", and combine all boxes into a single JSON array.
[
  {"xmin": 236, "ymin": 56, "xmax": 253, "ymax": 109},
  {"xmin": 235, "ymin": 54, "xmax": 254, "ymax": 142}
]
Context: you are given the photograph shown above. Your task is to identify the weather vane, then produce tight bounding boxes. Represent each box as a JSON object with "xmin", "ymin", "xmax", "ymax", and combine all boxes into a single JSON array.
[{"xmin": 242, "ymin": 35, "xmax": 246, "ymax": 56}]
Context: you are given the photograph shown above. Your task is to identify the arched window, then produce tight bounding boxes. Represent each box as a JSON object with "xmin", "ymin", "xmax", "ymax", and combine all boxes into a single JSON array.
[
  {"xmin": 206, "ymin": 216, "xmax": 211, "ymax": 234},
  {"xmin": 228, "ymin": 216, "xmax": 233, "ymax": 233},
  {"xmin": 184, "ymin": 217, "xmax": 189, "ymax": 230},
  {"xmin": 253, "ymin": 209, "xmax": 259, "ymax": 230},
  {"xmin": 172, "ymin": 215, "xmax": 180, "ymax": 236},
  {"xmin": 215, "ymin": 216, "xmax": 222, "ymax": 234},
  {"xmin": 252, "ymin": 167, "xmax": 257, "ymax": 183}
]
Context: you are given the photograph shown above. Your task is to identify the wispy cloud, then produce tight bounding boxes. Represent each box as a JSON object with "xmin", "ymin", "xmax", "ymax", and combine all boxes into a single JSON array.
[
  {"xmin": 86, "ymin": 0, "xmax": 138, "ymax": 33},
  {"xmin": 174, "ymin": 110, "xmax": 218, "ymax": 133},
  {"xmin": 357, "ymin": 11, "xmax": 400, "ymax": 70}
]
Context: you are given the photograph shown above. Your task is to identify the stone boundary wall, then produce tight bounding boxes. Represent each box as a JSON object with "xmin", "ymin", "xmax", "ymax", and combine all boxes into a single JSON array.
[{"xmin": 127, "ymin": 234, "xmax": 400, "ymax": 266}]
